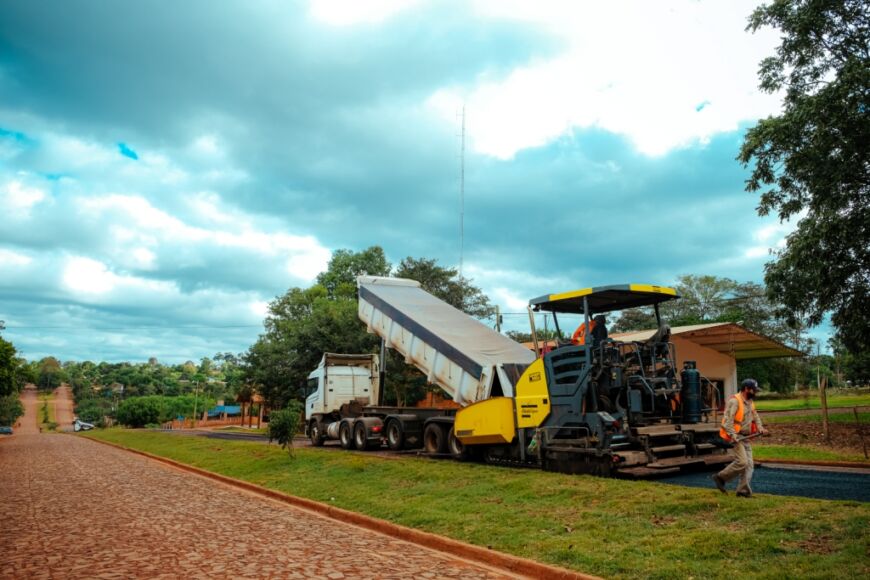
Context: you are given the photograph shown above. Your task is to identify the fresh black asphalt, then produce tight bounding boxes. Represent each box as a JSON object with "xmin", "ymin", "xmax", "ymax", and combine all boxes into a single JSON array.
[{"xmin": 659, "ymin": 465, "xmax": 870, "ymax": 502}]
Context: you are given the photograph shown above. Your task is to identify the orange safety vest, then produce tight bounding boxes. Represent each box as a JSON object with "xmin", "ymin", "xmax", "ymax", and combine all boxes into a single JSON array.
[
  {"xmin": 572, "ymin": 319, "xmax": 597, "ymax": 346},
  {"xmin": 719, "ymin": 394, "xmax": 758, "ymax": 442}
]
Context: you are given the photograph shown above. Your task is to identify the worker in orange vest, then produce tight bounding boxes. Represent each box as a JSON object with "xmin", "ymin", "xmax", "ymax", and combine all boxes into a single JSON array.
[
  {"xmin": 712, "ymin": 378, "xmax": 769, "ymax": 497},
  {"xmin": 572, "ymin": 315, "xmax": 605, "ymax": 346}
]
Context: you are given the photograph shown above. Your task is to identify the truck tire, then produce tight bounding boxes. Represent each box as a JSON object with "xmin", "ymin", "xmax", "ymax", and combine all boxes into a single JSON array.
[
  {"xmin": 386, "ymin": 419, "xmax": 404, "ymax": 451},
  {"xmin": 339, "ymin": 421, "xmax": 355, "ymax": 450},
  {"xmin": 353, "ymin": 421, "xmax": 371, "ymax": 451},
  {"xmin": 309, "ymin": 420, "xmax": 325, "ymax": 447},
  {"xmin": 447, "ymin": 426, "xmax": 470, "ymax": 461},
  {"xmin": 423, "ymin": 422, "xmax": 447, "ymax": 455}
]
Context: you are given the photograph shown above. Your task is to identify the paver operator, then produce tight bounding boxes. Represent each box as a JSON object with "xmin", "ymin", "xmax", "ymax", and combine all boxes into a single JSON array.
[{"xmin": 712, "ymin": 378, "xmax": 769, "ymax": 497}]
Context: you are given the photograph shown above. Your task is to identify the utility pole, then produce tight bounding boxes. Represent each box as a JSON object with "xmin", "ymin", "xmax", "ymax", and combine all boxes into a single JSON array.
[
  {"xmin": 495, "ymin": 305, "xmax": 501, "ymax": 333},
  {"xmin": 818, "ymin": 343, "xmax": 830, "ymax": 441},
  {"xmin": 192, "ymin": 381, "xmax": 200, "ymax": 430},
  {"xmin": 459, "ymin": 105, "xmax": 465, "ymax": 279}
]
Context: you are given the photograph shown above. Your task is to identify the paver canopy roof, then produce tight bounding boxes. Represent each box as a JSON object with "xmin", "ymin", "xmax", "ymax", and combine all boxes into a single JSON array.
[{"xmin": 530, "ymin": 284, "xmax": 679, "ymax": 314}]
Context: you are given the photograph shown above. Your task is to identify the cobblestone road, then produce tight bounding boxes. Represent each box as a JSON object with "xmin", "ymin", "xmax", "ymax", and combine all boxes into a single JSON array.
[{"xmin": 0, "ymin": 433, "xmax": 515, "ymax": 579}]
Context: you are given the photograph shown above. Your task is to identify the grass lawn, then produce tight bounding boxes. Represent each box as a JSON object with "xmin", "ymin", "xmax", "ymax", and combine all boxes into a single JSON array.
[
  {"xmin": 753, "ymin": 444, "xmax": 869, "ymax": 463},
  {"xmin": 84, "ymin": 430, "xmax": 869, "ymax": 579},
  {"xmin": 755, "ymin": 394, "xmax": 870, "ymax": 412},
  {"xmin": 764, "ymin": 412, "xmax": 870, "ymax": 425}
]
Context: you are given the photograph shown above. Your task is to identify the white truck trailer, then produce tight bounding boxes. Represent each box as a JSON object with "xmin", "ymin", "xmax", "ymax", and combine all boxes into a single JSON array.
[{"xmin": 304, "ymin": 276, "xmax": 536, "ymax": 453}]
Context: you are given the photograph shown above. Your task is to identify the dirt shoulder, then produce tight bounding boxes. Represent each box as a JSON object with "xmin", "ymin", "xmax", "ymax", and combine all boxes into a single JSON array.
[{"xmin": 15, "ymin": 386, "xmax": 40, "ymax": 435}]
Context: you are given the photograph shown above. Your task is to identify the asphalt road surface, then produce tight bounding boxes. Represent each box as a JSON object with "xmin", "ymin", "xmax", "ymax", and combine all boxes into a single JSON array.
[{"xmin": 658, "ymin": 464, "xmax": 870, "ymax": 502}]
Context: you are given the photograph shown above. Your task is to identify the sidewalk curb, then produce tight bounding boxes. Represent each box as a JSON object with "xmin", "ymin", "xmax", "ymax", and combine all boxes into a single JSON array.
[{"xmin": 82, "ymin": 435, "xmax": 598, "ymax": 580}]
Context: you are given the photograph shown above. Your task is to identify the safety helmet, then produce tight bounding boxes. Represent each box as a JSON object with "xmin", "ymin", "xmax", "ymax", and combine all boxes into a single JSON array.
[{"xmin": 741, "ymin": 378, "xmax": 759, "ymax": 391}]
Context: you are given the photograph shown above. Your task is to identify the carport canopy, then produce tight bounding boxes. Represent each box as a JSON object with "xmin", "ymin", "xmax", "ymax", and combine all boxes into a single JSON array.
[{"xmin": 611, "ymin": 322, "xmax": 803, "ymax": 360}]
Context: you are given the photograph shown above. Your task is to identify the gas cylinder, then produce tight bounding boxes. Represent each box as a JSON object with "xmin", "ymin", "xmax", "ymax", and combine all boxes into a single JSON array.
[{"xmin": 680, "ymin": 360, "xmax": 701, "ymax": 424}]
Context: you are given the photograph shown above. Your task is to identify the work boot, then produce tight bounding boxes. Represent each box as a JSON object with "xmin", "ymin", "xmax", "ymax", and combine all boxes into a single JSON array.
[
  {"xmin": 712, "ymin": 474, "xmax": 727, "ymax": 494},
  {"xmin": 736, "ymin": 491, "xmax": 753, "ymax": 498}
]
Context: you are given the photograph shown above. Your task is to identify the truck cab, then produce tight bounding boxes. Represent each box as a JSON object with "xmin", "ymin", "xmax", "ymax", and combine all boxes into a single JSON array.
[{"xmin": 305, "ymin": 356, "xmax": 379, "ymax": 421}]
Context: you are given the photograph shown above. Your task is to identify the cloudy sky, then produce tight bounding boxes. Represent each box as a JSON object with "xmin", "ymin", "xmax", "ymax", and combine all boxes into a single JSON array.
[{"xmin": 1, "ymin": 0, "xmax": 809, "ymax": 363}]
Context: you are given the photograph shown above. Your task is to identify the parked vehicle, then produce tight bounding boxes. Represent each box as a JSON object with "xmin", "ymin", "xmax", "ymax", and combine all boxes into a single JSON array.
[
  {"xmin": 73, "ymin": 418, "xmax": 94, "ymax": 432},
  {"xmin": 0, "ymin": 426, "xmax": 12, "ymax": 435}
]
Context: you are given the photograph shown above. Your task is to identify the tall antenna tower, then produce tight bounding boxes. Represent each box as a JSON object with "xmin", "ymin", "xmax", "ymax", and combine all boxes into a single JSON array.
[{"xmin": 459, "ymin": 104, "xmax": 465, "ymax": 279}]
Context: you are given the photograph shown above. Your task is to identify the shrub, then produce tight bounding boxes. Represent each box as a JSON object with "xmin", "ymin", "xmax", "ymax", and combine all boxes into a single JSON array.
[{"xmin": 267, "ymin": 400, "xmax": 304, "ymax": 456}]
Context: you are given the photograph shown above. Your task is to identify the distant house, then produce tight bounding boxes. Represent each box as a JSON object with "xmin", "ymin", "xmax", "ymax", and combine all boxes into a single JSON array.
[{"xmin": 523, "ymin": 322, "xmax": 802, "ymax": 398}]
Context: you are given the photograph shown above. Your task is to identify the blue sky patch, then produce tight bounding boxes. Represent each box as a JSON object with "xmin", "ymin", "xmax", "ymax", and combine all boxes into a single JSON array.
[
  {"xmin": 118, "ymin": 142, "xmax": 139, "ymax": 160},
  {"xmin": 695, "ymin": 100, "xmax": 711, "ymax": 112}
]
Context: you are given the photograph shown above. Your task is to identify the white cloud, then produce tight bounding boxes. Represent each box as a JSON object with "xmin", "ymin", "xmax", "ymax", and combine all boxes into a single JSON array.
[
  {"xmin": 249, "ymin": 300, "xmax": 269, "ymax": 318},
  {"xmin": 131, "ymin": 247, "xmax": 157, "ymax": 269},
  {"xmin": 0, "ymin": 248, "xmax": 32, "ymax": 266},
  {"xmin": 308, "ymin": 0, "xmax": 422, "ymax": 26},
  {"xmin": 429, "ymin": 0, "xmax": 781, "ymax": 158},
  {"xmin": 62, "ymin": 256, "xmax": 120, "ymax": 294},
  {"xmin": 2, "ymin": 179, "xmax": 46, "ymax": 216},
  {"xmin": 743, "ymin": 212, "xmax": 804, "ymax": 258}
]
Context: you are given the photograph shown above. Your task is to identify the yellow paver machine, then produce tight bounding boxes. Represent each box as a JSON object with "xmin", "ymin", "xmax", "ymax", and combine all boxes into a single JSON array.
[{"xmin": 353, "ymin": 278, "xmax": 731, "ymax": 477}]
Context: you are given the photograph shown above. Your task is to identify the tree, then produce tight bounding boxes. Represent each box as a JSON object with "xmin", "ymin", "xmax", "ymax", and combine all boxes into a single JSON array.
[
  {"xmin": 0, "ymin": 394, "xmax": 24, "ymax": 426},
  {"xmin": 315, "ymin": 246, "xmax": 391, "ymax": 298},
  {"xmin": 0, "ymin": 336, "xmax": 20, "ymax": 397},
  {"xmin": 37, "ymin": 357, "xmax": 66, "ymax": 391},
  {"xmin": 739, "ymin": 0, "xmax": 869, "ymax": 353}
]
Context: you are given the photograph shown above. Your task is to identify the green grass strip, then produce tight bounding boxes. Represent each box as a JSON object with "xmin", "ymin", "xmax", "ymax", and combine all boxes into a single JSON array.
[
  {"xmin": 84, "ymin": 430, "xmax": 870, "ymax": 580},
  {"xmin": 753, "ymin": 444, "xmax": 869, "ymax": 463},
  {"xmin": 755, "ymin": 395, "xmax": 870, "ymax": 412},
  {"xmin": 764, "ymin": 412, "xmax": 870, "ymax": 425}
]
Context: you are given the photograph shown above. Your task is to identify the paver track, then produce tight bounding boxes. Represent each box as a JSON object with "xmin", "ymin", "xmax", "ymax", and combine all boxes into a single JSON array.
[{"xmin": 0, "ymin": 434, "xmax": 538, "ymax": 579}]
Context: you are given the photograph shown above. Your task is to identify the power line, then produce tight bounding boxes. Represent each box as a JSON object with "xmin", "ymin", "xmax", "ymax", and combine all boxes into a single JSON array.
[{"xmin": 4, "ymin": 324, "xmax": 263, "ymax": 330}]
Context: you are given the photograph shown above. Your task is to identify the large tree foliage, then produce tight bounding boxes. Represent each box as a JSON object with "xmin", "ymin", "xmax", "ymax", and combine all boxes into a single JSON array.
[
  {"xmin": 0, "ymin": 336, "xmax": 20, "ymax": 397},
  {"xmin": 739, "ymin": 0, "xmax": 869, "ymax": 353},
  {"xmin": 315, "ymin": 246, "xmax": 391, "ymax": 297}
]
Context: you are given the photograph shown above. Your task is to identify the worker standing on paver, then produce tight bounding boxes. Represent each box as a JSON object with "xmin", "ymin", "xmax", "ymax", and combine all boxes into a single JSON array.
[{"xmin": 712, "ymin": 378, "xmax": 768, "ymax": 497}]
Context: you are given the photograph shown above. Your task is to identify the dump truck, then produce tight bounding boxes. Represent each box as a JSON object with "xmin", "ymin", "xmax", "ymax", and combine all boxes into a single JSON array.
[
  {"xmin": 305, "ymin": 276, "xmax": 730, "ymax": 477},
  {"xmin": 304, "ymin": 275, "xmax": 537, "ymax": 451}
]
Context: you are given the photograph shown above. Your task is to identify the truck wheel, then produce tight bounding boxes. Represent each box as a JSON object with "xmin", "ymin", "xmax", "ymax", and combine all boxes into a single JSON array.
[
  {"xmin": 447, "ymin": 426, "xmax": 469, "ymax": 461},
  {"xmin": 353, "ymin": 421, "xmax": 371, "ymax": 451},
  {"xmin": 309, "ymin": 421, "xmax": 324, "ymax": 447},
  {"xmin": 423, "ymin": 422, "xmax": 447, "ymax": 455},
  {"xmin": 339, "ymin": 421, "xmax": 355, "ymax": 450},
  {"xmin": 386, "ymin": 419, "xmax": 404, "ymax": 451}
]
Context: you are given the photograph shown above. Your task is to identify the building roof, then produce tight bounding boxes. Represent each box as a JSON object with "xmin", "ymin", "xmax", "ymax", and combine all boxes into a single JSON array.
[
  {"xmin": 519, "ymin": 322, "xmax": 803, "ymax": 360},
  {"xmin": 610, "ymin": 322, "xmax": 804, "ymax": 360}
]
